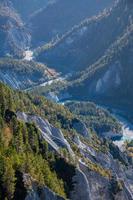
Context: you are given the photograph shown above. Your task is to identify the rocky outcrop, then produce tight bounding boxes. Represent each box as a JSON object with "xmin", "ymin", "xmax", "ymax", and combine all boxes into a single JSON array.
[
  {"xmin": 72, "ymin": 119, "xmax": 89, "ymax": 137},
  {"xmin": 95, "ymin": 61, "xmax": 122, "ymax": 95},
  {"xmin": 26, "ymin": 188, "xmax": 65, "ymax": 200},
  {"xmin": 101, "ymin": 131, "xmax": 122, "ymax": 141},
  {"xmin": 70, "ymin": 168, "xmax": 91, "ymax": 200},
  {"xmin": 69, "ymin": 126, "xmax": 133, "ymax": 200},
  {"xmin": 13, "ymin": 110, "xmax": 133, "ymax": 200},
  {"xmin": 17, "ymin": 112, "xmax": 74, "ymax": 156},
  {"xmin": 23, "ymin": 174, "xmax": 65, "ymax": 200}
]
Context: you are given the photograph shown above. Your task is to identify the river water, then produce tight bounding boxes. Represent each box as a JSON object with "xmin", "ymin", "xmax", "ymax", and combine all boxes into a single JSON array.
[
  {"xmin": 62, "ymin": 101, "xmax": 133, "ymax": 148},
  {"xmin": 113, "ymin": 114, "xmax": 133, "ymax": 148},
  {"xmin": 22, "ymin": 48, "xmax": 133, "ymax": 147},
  {"xmin": 96, "ymin": 104, "xmax": 133, "ymax": 148}
]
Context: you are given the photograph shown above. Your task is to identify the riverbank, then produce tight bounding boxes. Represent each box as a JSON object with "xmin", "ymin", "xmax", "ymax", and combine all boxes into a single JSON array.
[
  {"xmin": 61, "ymin": 100, "xmax": 133, "ymax": 149},
  {"xmin": 95, "ymin": 105, "xmax": 133, "ymax": 149},
  {"xmin": 113, "ymin": 113, "xmax": 133, "ymax": 148}
]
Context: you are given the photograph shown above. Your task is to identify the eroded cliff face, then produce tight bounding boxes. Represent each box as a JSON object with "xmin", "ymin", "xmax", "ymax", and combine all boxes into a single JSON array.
[
  {"xmin": 17, "ymin": 112, "xmax": 74, "ymax": 155},
  {"xmin": 95, "ymin": 62, "xmax": 121, "ymax": 95},
  {"xmin": 16, "ymin": 111, "xmax": 133, "ymax": 200},
  {"xmin": 23, "ymin": 174, "xmax": 65, "ymax": 200},
  {"xmin": 70, "ymin": 139, "xmax": 133, "ymax": 200},
  {"xmin": 70, "ymin": 168, "xmax": 91, "ymax": 200}
]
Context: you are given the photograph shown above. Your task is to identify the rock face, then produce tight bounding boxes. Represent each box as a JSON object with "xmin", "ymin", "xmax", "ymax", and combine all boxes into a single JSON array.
[
  {"xmin": 72, "ymin": 119, "xmax": 89, "ymax": 137},
  {"xmin": 9, "ymin": 110, "xmax": 133, "ymax": 200},
  {"xmin": 101, "ymin": 131, "xmax": 122, "ymax": 141},
  {"xmin": 17, "ymin": 112, "xmax": 74, "ymax": 155},
  {"xmin": 66, "ymin": 123, "xmax": 133, "ymax": 200},
  {"xmin": 0, "ymin": 0, "xmax": 30, "ymax": 57},
  {"xmin": 25, "ymin": 187, "xmax": 65, "ymax": 200},
  {"xmin": 24, "ymin": 174, "xmax": 65, "ymax": 200},
  {"xmin": 70, "ymin": 168, "xmax": 91, "ymax": 200},
  {"xmin": 95, "ymin": 61, "xmax": 122, "ymax": 95},
  {"xmin": 70, "ymin": 140, "xmax": 133, "ymax": 200},
  {"xmin": 26, "ymin": 188, "xmax": 65, "ymax": 200}
]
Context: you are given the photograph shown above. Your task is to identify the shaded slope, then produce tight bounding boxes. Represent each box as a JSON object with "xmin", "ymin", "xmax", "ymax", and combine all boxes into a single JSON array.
[
  {"xmin": 30, "ymin": 0, "xmax": 114, "ymax": 47},
  {"xmin": 0, "ymin": 58, "xmax": 58, "ymax": 89},
  {"xmin": 0, "ymin": 0, "xmax": 30, "ymax": 57}
]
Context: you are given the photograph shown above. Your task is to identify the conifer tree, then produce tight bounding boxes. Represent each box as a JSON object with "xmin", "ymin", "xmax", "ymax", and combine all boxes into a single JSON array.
[{"xmin": 2, "ymin": 158, "xmax": 16, "ymax": 200}]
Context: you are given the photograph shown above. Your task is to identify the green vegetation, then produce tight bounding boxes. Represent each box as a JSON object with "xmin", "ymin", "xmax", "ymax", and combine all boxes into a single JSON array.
[
  {"xmin": 0, "ymin": 58, "xmax": 48, "ymax": 74},
  {"xmin": 0, "ymin": 82, "xmax": 127, "ymax": 200},
  {"xmin": 32, "ymin": 1, "xmax": 133, "ymax": 116},
  {"xmin": 66, "ymin": 101, "xmax": 121, "ymax": 134},
  {"xmin": 0, "ymin": 121, "xmax": 66, "ymax": 199},
  {"xmin": 125, "ymin": 140, "xmax": 133, "ymax": 158},
  {"xmin": 87, "ymin": 159, "xmax": 111, "ymax": 179},
  {"xmin": 0, "ymin": 83, "xmax": 76, "ymax": 199},
  {"xmin": 0, "ymin": 57, "xmax": 52, "ymax": 89}
]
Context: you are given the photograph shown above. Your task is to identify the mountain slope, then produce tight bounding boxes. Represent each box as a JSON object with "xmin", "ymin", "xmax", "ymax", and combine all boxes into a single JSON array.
[
  {"xmin": 35, "ymin": 0, "xmax": 132, "ymax": 73},
  {"xmin": 0, "ymin": 1, "xmax": 133, "ymax": 199},
  {"xmin": 35, "ymin": 0, "xmax": 133, "ymax": 114},
  {"xmin": 0, "ymin": 0, "xmax": 30, "ymax": 57},
  {"xmin": 0, "ymin": 58, "xmax": 58, "ymax": 89},
  {"xmin": 64, "ymin": 14, "xmax": 133, "ymax": 112},
  {"xmin": 0, "ymin": 82, "xmax": 133, "ymax": 200},
  {"xmin": 76, "ymin": 26, "xmax": 133, "ymax": 107},
  {"xmin": 10, "ymin": 0, "xmax": 54, "ymax": 20},
  {"xmin": 30, "ymin": 0, "xmax": 114, "ymax": 47}
]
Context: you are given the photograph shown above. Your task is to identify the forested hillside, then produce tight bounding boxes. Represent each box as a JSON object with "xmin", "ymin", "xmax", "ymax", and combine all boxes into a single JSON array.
[
  {"xmin": 29, "ymin": 0, "xmax": 114, "ymax": 47},
  {"xmin": 0, "ymin": 82, "xmax": 133, "ymax": 200},
  {"xmin": 0, "ymin": 0, "xmax": 133, "ymax": 199},
  {"xmin": 0, "ymin": 83, "xmax": 67, "ymax": 199},
  {"xmin": 63, "ymin": 23, "xmax": 133, "ymax": 111},
  {"xmin": 0, "ymin": 58, "xmax": 58, "ymax": 89}
]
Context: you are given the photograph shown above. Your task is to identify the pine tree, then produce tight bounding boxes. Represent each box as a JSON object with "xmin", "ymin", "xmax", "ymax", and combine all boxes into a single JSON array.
[
  {"xmin": 2, "ymin": 158, "xmax": 16, "ymax": 200},
  {"xmin": 7, "ymin": 90, "xmax": 13, "ymax": 111},
  {"xmin": 42, "ymin": 140, "xmax": 49, "ymax": 159},
  {"xmin": 0, "ymin": 92, "xmax": 6, "ymax": 118},
  {"xmin": 17, "ymin": 123, "xmax": 24, "ymax": 153}
]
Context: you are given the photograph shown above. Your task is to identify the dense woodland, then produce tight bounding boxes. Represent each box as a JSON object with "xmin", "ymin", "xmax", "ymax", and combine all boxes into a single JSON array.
[
  {"xmin": 0, "ymin": 83, "xmax": 70, "ymax": 199},
  {"xmin": 66, "ymin": 101, "xmax": 122, "ymax": 134}
]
